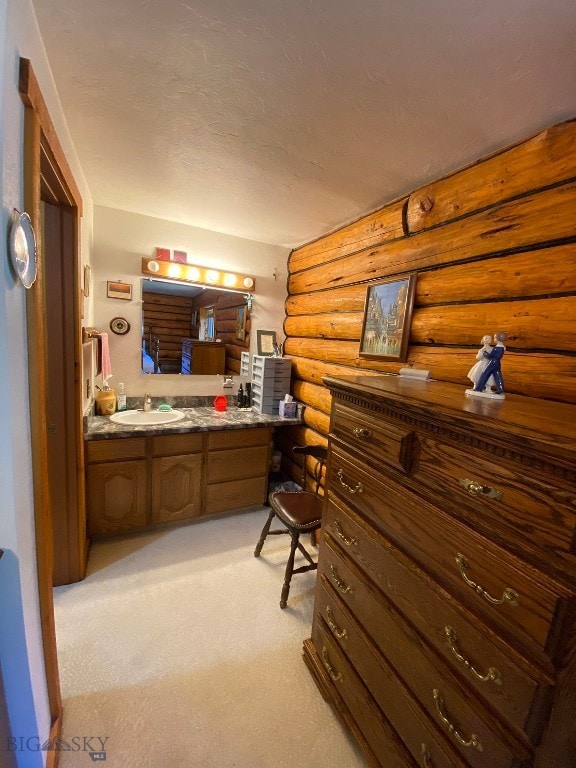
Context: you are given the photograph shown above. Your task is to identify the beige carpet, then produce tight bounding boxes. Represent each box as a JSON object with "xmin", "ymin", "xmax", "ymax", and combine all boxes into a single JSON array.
[{"xmin": 53, "ymin": 508, "xmax": 368, "ymax": 767}]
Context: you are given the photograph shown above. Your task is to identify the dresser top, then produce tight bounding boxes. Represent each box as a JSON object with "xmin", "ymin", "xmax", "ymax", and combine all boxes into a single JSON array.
[{"xmin": 324, "ymin": 375, "xmax": 575, "ymax": 463}]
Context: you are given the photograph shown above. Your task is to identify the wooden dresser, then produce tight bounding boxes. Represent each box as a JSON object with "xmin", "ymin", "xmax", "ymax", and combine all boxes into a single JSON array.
[{"xmin": 303, "ymin": 375, "xmax": 576, "ymax": 768}]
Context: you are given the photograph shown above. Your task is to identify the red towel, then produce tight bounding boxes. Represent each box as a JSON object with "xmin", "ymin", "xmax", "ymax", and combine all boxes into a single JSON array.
[{"xmin": 99, "ymin": 332, "xmax": 112, "ymax": 383}]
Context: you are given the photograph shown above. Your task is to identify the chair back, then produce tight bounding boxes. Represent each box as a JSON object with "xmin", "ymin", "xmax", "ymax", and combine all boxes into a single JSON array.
[{"xmin": 293, "ymin": 445, "xmax": 328, "ymax": 494}]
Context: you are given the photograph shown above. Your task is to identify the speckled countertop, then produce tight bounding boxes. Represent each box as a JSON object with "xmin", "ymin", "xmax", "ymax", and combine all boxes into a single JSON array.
[{"xmin": 85, "ymin": 406, "xmax": 301, "ymax": 440}]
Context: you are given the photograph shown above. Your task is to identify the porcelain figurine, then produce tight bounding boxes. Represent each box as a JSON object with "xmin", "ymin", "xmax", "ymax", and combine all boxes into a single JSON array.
[{"xmin": 465, "ymin": 332, "xmax": 507, "ymax": 400}]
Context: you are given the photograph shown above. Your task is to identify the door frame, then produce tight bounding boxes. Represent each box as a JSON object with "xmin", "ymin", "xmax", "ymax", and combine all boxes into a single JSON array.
[{"xmin": 19, "ymin": 58, "xmax": 86, "ymax": 754}]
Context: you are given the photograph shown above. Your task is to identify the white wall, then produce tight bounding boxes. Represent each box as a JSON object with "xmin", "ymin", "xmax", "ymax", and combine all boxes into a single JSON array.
[
  {"xmin": 0, "ymin": 0, "xmax": 92, "ymax": 763},
  {"xmin": 92, "ymin": 205, "xmax": 291, "ymax": 397}
]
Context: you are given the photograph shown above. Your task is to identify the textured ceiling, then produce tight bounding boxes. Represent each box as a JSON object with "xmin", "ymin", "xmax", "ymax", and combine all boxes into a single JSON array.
[{"xmin": 32, "ymin": 0, "xmax": 576, "ymax": 247}]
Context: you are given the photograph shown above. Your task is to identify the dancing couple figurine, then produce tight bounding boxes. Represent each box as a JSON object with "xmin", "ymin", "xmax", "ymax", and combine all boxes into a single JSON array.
[{"xmin": 465, "ymin": 332, "xmax": 507, "ymax": 399}]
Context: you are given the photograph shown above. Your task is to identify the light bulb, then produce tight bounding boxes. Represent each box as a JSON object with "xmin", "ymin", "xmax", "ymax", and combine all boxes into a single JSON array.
[
  {"xmin": 147, "ymin": 260, "xmax": 160, "ymax": 273},
  {"xmin": 207, "ymin": 270, "xmax": 219, "ymax": 283},
  {"xmin": 187, "ymin": 267, "xmax": 200, "ymax": 281},
  {"xmin": 243, "ymin": 277, "xmax": 254, "ymax": 288},
  {"xmin": 168, "ymin": 263, "xmax": 182, "ymax": 278},
  {"xmin": 224, "ymin": 273, "xmax": 237, "ymax": 286}
]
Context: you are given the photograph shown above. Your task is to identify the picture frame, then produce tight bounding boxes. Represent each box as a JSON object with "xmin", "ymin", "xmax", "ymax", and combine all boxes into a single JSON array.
[
  {"xmin": 257, "ymin": 329, "xmax": 276, "ymax": 356},
  {"xmin": 359, "ymin": 274, "xmax": 417, "ymax": 362},
  {"xmin": 236, "ymin": 304, "xmax": 247, "ymax": 341},
  {"xmin": 107, "ymin": 280, "xmax": 132, "ymax": 301}
]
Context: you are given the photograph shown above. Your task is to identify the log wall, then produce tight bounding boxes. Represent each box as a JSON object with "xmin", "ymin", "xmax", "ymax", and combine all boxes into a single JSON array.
[{"xmin": 282, "ymin": 118, "xmax": 576, "ymax": 485}]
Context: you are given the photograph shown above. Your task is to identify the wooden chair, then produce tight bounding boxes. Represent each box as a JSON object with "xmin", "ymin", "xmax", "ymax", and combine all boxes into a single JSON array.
[{"xmin": 254, "ymin": 445, "xmax": 328, "ymax": 608}]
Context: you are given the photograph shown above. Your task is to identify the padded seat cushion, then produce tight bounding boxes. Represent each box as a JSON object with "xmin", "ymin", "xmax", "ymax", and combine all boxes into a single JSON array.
[{"xmin": 269, "ymin": 491, "xmax": 323, "ymax": 529}]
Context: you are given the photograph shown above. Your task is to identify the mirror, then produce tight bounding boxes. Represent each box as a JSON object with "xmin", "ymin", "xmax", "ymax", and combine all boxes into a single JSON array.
[{"xmin": 142, "ymin": 278, "xmax": 250, "ymax": 375}]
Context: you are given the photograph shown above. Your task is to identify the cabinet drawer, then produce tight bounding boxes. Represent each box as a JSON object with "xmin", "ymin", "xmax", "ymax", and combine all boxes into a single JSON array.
[
  {"xmin": 414, "ymin": 436, "xmax": 576, "ymax": 562},
  {"xmin": 311, "ymin": 624, "xmax": 417, "ymax": 768},
  {"xmin": 207, "ymin": 427, "xmax": 271, "ymax": 450},
  {"xmin": 86, "ymin": 437, "xmax": 146, "ymax": 462},
  {"xmin": 318, "ymin": 540, "xmax": 532, "ymax": 767},
  {"xmin": 151, "ymin": 432, "xmax": 204, "ymax": 456},
  {"xmin": 329, "ymin": 447, "xmax": 572, "ymax": 663},
  {"xmin": 207, "ymin": 445, "xmax": 269, "ymax": 483},
  {"xmin": 205, "ymin": 477, "xmax": 267, "ymax": 514},
  {"xmin": 331, "ymin": 401, "xmax": 415, "ymax": 473},
  {"xmin": 322, "ymin": 496, "xmax": 550, "ymax": 737},
  {"xmin": 314, "ymin": 582, "xmax": 469, "ymax": 768}
]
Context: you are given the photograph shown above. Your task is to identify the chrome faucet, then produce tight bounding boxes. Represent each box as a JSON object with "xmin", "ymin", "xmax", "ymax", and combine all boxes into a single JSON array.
[{"xmin": 143, "ymin": 393, "xmax": 152, "ymax": 412}]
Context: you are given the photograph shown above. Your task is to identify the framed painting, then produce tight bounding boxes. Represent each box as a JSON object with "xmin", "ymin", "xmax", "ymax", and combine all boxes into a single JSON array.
[
  {"xmin": 107, "ymin": 280, "xmax": 132, "ymax": 301},
  {"xmin": 257, "ymin": 329, "xmax": 276, "ymax": 356},
  {"xmin": 359, "ymin": 274, "xmax": 417, "ymax": 362},
  {"xmin": 236, "ymin": 304, "xmax": 247, "ymax": 341}
]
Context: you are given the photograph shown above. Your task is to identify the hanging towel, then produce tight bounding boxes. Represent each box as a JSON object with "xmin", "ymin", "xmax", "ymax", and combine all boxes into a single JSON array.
[{"xmin": 99, "ymin": 332, "xmax": 113, "ymax": 383}]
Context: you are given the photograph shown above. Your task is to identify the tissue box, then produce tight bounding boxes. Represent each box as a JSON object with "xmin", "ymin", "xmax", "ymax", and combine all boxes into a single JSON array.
[{"xmin": 279, "ymin": 400, "xmax": 297, "ymax": 418}]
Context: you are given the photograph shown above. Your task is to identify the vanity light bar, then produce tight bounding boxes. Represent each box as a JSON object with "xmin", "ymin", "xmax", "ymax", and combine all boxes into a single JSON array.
[{"xmin": 141, "ymin": 257, "xmax": 255, "ymax": 291}]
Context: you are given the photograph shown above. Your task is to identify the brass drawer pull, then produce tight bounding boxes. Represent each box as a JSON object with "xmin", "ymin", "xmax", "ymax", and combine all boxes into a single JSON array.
[
  {"xmin": 330, "ymin": 564, "xmax": 353, "ymax": 595},
  {"xmin": 337, "ymin": 469, "xmax": 364, "ymax": 495},
  {"xmin": 334, "ymin": 519, "xmax": 358, "ymax": 547},
  {"xmin": 321, "ymin": 646, "xmax": 342, "ymax": 682},
  {"xmin": 421, "ymin": 744, "xmax": 434, "ymax": 768},
  {"xmin": 444, "ymin": 626, "xmax": 503, "ymax": 686},
  {"xmin": 432, "ymin": 689, "xmax": 483, "ymax": 752},
  {"xmin": 459, "ymin": 478, "xmax": 502, "ymax": 501},
  {"xmin": 352, "ymin": 427, "xmax": 372, "ymax": 439},
  {"xmin": 455, "ymin": 553, "xmax": 519, "ymax": 607},
  {"xmin": 325, "ymin": 606, "xmax": 348, "ymax": 639}
]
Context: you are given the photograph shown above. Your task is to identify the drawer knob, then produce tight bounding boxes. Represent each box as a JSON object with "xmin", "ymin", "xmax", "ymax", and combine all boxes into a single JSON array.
[
  {"xmin": 325, "ymin": 606, "xmax": 348, "ymax": 639},
  {"xmin": 321, "ymin": 646, "xmax": 343, "ymax": 683},
  {"xmin": 420, "ymin": 744, "xmax": 434, "ymax": 768},
  {"xmin": 432, "ymin": 689, "xmax": 483, "ymax": 752},
  {"xmin": 334, "ymin": 519, "xmax": 359, "ymax": 547},
  {"xmin": 352, "ymin": 427, "xmax": 372, "ymax": 439},
  {"xmin": 444, "ymin": 626, "xmax": 503, "ymax": 686},
  {"xmin": 459, "ymin": 478, "xmax": 502, "ymax": 501},
  {"xmin": 337, "ymin": 469, "xmax": 364, "ymax": 495},
  {"xmin": 455, "ymin": 553, "xmax": 520, "ymax": 607},
  {"xmin": 330, "ymin": 564, "xmax": 354, "ymax": 595}
]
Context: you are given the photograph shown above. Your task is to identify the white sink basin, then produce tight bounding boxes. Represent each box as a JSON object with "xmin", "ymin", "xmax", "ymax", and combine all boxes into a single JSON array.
[{"xmin": 109, "ymin": 409, "xmax": 186, "ymax": 426}]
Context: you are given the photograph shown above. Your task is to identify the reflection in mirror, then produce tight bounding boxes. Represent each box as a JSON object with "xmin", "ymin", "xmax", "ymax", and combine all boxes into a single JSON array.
[{"xmin": 142, "ymin": 279, "xmax": 250, "ymax": 375}]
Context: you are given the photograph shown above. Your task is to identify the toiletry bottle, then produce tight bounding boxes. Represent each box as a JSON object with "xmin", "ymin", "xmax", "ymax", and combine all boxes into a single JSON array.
[
  {"xmin": 117, "ymin": 382, "xmax": 127, "ymax": 411},
  {"xmin": 245, "ymin": 382, "xmax": 252, "ymax": 408},
  {"xmin": 237, "ymin": 383, "xmax": 244, "ymax": 408}
]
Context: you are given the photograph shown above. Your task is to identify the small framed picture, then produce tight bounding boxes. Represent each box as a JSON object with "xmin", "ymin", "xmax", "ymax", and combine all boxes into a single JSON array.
[
  {"xmin": 359, "ymin": 274, "xmax": 417, "ymax": 362},
  {"xmin": 107, "ymin": 280, "xmax": 133, "ymax": 301},
  {"xmin": 257, "ymin": 329, "xmax": 276, "ymax": 356},
  {"xmin": 236, "ymin": 304, "xmax": 247, "ymax": 341}
]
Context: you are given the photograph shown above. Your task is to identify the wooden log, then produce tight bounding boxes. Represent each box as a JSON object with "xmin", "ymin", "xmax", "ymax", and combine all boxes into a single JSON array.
[
  {"xmin": 286, "ymin": 284, "xmax": 367, "ymax": 316},
  {"xmin": 288, "ymin": 355, "xmax": 387, "ymax": 388},
  {"xmin": 286, "ymin": 244, "xmax": 576, "ymax": 314},
  {"xmin": 416, "ymin": 244, "xmax": 576, "ymax": 306},
  {"xmin": 287, "ymin": 344, "xmax": 576, "ymax": 403},
  {"xmin": 226, "ymin": 358, "xmax": 241, "ymax": 375},
  {"xmin": 407, "ymin": 119, "xmax": 576, "ymax": 233},
  {"xmin": 143, "ymin": 292, "xmax": 193, "ymax": 308},
  {"xmin": 284, "ymin": 312, "xmax": 362, "ymax": 341},
  {"xmin": 292, "ymin": 380, "xmax": 333, "ymax": 415},
  {"xmin": 301, "ymin": 405, "xmax": 331, "ymax": 437},
  {"xmin": 288, "ymin": 182, "xmax": 576, "ymax": 295},
  {"xmin": 290, "ymin": 198, "xmax": 406, "ymax": 274}
]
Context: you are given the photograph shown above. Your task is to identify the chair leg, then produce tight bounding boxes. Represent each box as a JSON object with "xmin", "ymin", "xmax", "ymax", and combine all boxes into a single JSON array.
[
  {"xmin": 254, "ymin": 510, "xmax": 276, "ymax": 557},
  {"xmin": 280, "ymin": 531, "xmax": 300, "ymax": 609}
]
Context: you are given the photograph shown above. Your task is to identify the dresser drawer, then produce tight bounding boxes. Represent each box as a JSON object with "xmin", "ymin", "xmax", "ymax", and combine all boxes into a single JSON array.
[
  {"xmin": 322, "ymin": 495, "xmax": 551, "ymax": 737},
  {"xmin": 414, "ymin": 436, "xmax": 576, "ymax": 565},
  {"xmin": 315, "ymin": 582, "xmax": 469, "ymax": 768},
  {"xmin": 312, "ymin": 623, "xmax": 418, "ymax": 768},
  {"xmin": 318, "ymin": 539, "xmax": 532, "ymax": 767},
  {"xmin": 331, "ymin": 401, "xmax": 416, "ymax": 473},
  {"xmin": 329, "ymin": 446, "xmax": 572, "ymax": 663}
]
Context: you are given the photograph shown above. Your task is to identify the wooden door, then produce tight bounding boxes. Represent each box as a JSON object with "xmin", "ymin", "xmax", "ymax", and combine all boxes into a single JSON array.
[
  {"xmin": 86, "ymin": 461, "xmax": 147, "ymax": 536},
  {"xmin": 151, "ymin": 454, "xmax": 203, "ymax": 524}
]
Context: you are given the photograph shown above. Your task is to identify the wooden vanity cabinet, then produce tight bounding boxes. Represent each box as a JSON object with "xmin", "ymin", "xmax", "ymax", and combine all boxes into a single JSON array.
[
  {"xmin": 304, "ymin": 376, "xmax": 576, "ymax": 768},
  {"xmin": 86, "ymin": 427, "xmax": 272, "ymax": 537}
]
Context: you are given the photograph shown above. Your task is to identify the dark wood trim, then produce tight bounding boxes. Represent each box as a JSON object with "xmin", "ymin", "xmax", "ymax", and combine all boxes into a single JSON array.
[{"xmin": 19, "ymin": 56, "xmax": 86, "ymax": 745}]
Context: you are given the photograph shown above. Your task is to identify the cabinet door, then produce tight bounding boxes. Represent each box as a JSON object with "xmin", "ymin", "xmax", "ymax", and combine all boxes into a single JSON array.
[
  {"xmin": 151, "ymin": 453, "xmax": 203, "ymax": 524},
  {"xmin": 87, "ymin": 460, "xmax": 147, "ymax": 536}
]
